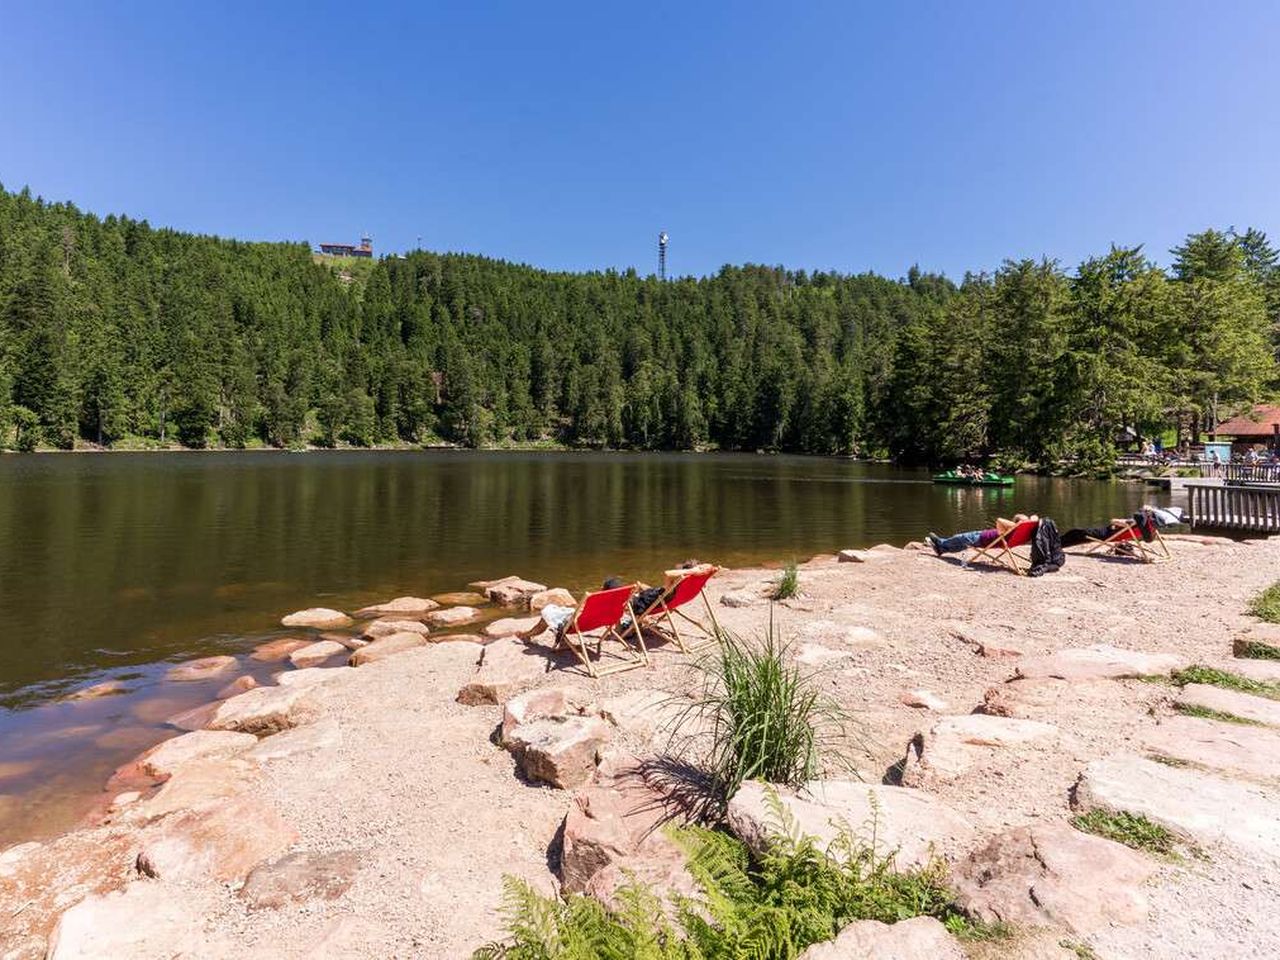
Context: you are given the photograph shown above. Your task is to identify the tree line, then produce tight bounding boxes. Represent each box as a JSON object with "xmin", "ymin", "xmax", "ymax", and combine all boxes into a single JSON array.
[{"xmin": 0, "ymin": 183, "xmax": 1276, "ymax": 466}]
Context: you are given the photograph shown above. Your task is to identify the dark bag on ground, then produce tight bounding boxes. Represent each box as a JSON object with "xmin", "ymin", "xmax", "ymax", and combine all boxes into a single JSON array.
[{"xmin": 1028, "ymin": 517, "xmax": 1065, "ymax": 577}]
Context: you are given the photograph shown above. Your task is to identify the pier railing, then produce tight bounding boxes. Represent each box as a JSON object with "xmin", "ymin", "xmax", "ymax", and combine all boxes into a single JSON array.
[{"xmin": 1187, "ymin": 480, "xmax": 1280, "ymax": 532}]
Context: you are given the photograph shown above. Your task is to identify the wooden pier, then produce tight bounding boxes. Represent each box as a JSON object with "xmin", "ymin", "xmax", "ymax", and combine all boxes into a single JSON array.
[{"xmin": 1186, "ymin": 480, "xmax": 1280, "ymax": 533}]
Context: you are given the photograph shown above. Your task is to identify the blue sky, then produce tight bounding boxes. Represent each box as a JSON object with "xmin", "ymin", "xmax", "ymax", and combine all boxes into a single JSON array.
[{"xmin": 1, "ymin": 1, "xmax": 1277, "ymax": 279}]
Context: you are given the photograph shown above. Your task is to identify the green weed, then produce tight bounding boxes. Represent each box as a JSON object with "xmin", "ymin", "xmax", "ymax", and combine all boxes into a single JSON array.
[
  {"xmin": 773, "ymin": 561, "xmax": 799, "ymax": 601},
  {"xmin": 1236, "ymin": 639, "xmax": 1280, "ymax": 661},
  {"xmin": 1173, "ymin": 702, "xmax": 1261, "ymax": 725},
  {"xmin": 1146, "ymin": 753, "xmax": 1190, "ymax": 768},
  {"xmin": 1248, "ymin": 582, "xmax": 1280, "ymax": 623},
  {"xmin": 1059, "ymin": 940, "xmax": 1099, "ymax": 960},
  {"xmin": 1170, "ymin": 665, "xmax": 1280, "ymax": 701},
  {"xmin": 1070, "ymin": 810, "xmax": 1178, "ymax": 857}
]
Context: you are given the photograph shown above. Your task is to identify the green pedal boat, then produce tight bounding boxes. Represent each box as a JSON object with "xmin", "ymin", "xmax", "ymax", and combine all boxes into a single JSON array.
[{"xmin": 932, "ymin": 470, "xmax": 1015, "ymax": 487}]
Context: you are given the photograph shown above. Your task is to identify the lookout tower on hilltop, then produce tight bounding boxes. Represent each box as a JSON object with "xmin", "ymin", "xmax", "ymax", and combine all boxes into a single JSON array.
[{"xmin": 318, "ymin": 235, "xmax": 374, "ymax": 258}]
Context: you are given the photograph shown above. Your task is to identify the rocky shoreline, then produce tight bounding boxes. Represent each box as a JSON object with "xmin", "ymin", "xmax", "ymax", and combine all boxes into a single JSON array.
[{"xmin": 4, "ymin": 536, "xmax": 1280, "ymax": 958}]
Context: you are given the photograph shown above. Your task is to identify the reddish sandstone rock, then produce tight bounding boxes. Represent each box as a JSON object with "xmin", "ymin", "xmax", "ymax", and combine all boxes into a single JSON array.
[
  {"xmin": 561, "ymin": 789, "xmax": 636, "ymax": 893},
  {"xmin": 288, "ymin": 639, "xmax": 347, "ymax": 668},
  {"xmin": 352, "ymin": 596, "xmax": 439, "ymax": 619},
  {"xmin": 361, "ymin": 618, "xmax": 430, "ymax": 640},
  {"xmin": 321, "ymin": 632, "xmax": 369, "ymax": 650},
  {"xmin": 61, "ymin": 679, "xmax": 128, "ymax": 701},
  {"xmin": 504, "ymin": 715, "xmax": 611, "ymax": 788},
  {"xmin": 483, "ymin": 616, "xmax": 541, "ymax": 638},
  {"xmin": 899, "ymin": 689, "xmax": 949, "ymax": 711},
  {"xmin": 247, "ymin": 717, "xmax": 341, "ymax": 763},
  {"xmin": 239, "ymin": 849, "xmax": 363, "ymax": 909},
  {"xmin": 901, "ymin": 714, "xmax": 1059, "ymax": 785},
  {"xmin": 165, "ymin": 655, "xmax": 237, "ymax": 682},
  {"xmin": 275, "ymin": 666, "xmax": 352, "ymax": 688},
  {"xmin": 45, "ymin": 880, "xmax": 211, "ymax": 959},
  {"xmin": 1015, "ymin": 644, "xmax": 1186, "ymax": 681},
  {"xmin": 280, "ymin": 607, "xmax": 353, "ymax": 630},
  {"xmin": 135, "ymin": 793, "xmax": 297, "ymax": 883},
  {"xmin": 456, "ymin": 637, "xmax": 549, "ymax": 705},
  {"xmin": 798, "ymin": 917, "xmax": 964, "ymax": 960},
  {"xmin": 501, "ymin": 686, "xmax": 592, "ymax": 740},
  {"xmin": 431, "ymin": 591, "xmax": 488, "ymax": 606},
  {"xmin": 424, "ymin": 606, "xmax": 483, "ymax": 628},
  {"xmin": 204, "ymin": 684, "xmax": 314, "ymax": 736},
  {"xmin": 216, "ymin": 675, "xmax": 258, "ymax": 699},
  {"xmin": 165, "ymin": 701, "xmax": 219, "ymax": 732},
  {"xmin": 530, "ymin": 587, "xmax": 576, "ymax": 611},
  {"xmin": 485, "ymin": 578, "xmax": 548, "ymax": 606},
  {"xmin": 348, "ymin": 631, "xmax": 430, "ymax": 666},
  {"xmin": 250, "ymin": 638, "xmax": 311, "ymax": 662},
  {"xmin": 128, "ymin": 758, "xmax": 255, "ymax": 820},
  {"xmin": 135, "ymin": 730, "xmax": 257, "ymax": 780}
]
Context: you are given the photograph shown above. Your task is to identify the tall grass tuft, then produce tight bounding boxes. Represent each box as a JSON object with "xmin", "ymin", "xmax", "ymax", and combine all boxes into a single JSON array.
[
  {"xmin": 680, "ymin": 614, "xmax": 861, "ymax": 810},
  {"xmin": 1247, "ymin": 581, "xmax": 1280, "ymax": 623},
  {"xmin": 773, "ymin": 561, "xmax": 799, "ymax": 600}
]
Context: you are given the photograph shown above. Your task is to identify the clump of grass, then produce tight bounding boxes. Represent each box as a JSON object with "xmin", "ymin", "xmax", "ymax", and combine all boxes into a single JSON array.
[
  {"xmin": 773, "ymin": 561, "xmax": 799, "ymax": 600},
  {"xmin": 474, "ymin": 804, "xmax": 1005, "ymax": 959},
  {"xmin": 1173, "ymin": 702, "xmax": 1261, "ymax": 725},
  {"xmin": 1171, "ymin": 665, "xmax": 1280, "ymax": 701},
  {"xmin": 1248, "ymin": 582, "xmax": 1280, "ymax": 623},
  {"xmin": 1146, "ymin": 753, "xmax": 1191, "ymax": 768},
  {"xmin": 1059, "ymin": 940, "xmax": 1100, "ymax": 960},
  {"xmin": 1070, "ymin": 810, "xmax": 1178, "ymax": 857},
  {"xmin": 1236, "ymin": 639, "xmax": 1280, "ymax": 661},
  {"xmin": 679, "ymin": 616, "xmax": 862, "ymax": 811}
]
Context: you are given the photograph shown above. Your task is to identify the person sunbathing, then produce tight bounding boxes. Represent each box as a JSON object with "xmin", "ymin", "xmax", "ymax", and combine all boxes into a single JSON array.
[
  {"xmin": 1060, "ymin": 506, "xmax": 1183, "ymax": 548},
  {"xmin": 926, "ymin": 514, "xmax": 1036, "ymax": 556},
  {"xmin": 517, "ymin": 576, "xmax": 626, "ymax": 643}
]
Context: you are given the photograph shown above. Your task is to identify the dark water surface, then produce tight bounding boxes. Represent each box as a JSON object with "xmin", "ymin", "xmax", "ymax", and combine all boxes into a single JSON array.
[{"xmin": 0, "ymin": 450, "xmax": 1166, "ymax": 842}]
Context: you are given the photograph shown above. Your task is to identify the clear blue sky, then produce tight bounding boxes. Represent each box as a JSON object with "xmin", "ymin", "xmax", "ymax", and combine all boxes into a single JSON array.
[{"xmin": 1, "ymin": 1, "xmax": 1277, "ymax": 279}]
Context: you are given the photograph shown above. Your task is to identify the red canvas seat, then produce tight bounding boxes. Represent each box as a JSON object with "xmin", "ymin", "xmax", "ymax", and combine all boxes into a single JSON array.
[
  {"xmin": 1085, "ymin": 519, "xmax": 1171, "ymax": 563},
  {"xmin": 560, "ymin": 583, "xmax": 648, "ymax": 678},
  {"xmin": 966, "ymin": 519, "xmax": 1039, "ymax": 575},
  {"xmin": 634, "ymin": 564, "xmax": 721, "ymax": 652}
]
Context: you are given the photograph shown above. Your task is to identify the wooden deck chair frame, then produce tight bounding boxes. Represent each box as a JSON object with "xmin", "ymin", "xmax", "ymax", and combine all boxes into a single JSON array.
[
  {"xmin": 965, "ymin": 520, "xmax": 1038, "ymax": 576},
  {"xmin": 1085, "ymin": 523, "xmax": 1172, "ymax": 564},
  {"xmin": 635, "ymin": 565, "xmax": 722, "ymax": 654},
  {"xmin": 560, "ymin": 583, "xmax": 649, "ymax": 679}
]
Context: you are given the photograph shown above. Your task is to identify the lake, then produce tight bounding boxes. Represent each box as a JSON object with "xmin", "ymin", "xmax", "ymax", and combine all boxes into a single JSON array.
[{"xmin": 0, "ymin": 450, "xmax": 1167, "ymax": 843}]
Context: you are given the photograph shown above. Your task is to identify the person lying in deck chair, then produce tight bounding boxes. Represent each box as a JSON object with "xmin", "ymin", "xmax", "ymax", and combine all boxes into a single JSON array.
[
  {"xmin": 926, "ymin": 514, "xmax": 1036, "ymax": 556},
  {"xmin": 1059, "ymin": 506, "xmax": 1183, "ymax": 549},
  {"xmin": 517, "ymin": 576, "xmax": 626, "ymax": 644}
]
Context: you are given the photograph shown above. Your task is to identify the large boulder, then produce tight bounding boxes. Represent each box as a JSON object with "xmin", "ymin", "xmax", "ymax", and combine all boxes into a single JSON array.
[
  {"xmin": 797, "ymin": 916, "xmax": 964, "ymax": 960},
  {"xmin": 280, "ymin": 608, "xmax": 353, "ymax": 629},
  {"xmin": 352, "ymin": 596, "xmax": 439, "ymax": 618},
  {"xmin": 165, "ymin": 655, "xmax": 237, "ymax": 682},
  {"xmin": 424, "ymin": 606, "xmax": 483, "ymax": 628},
  {"xmin": 901, "ymin": 714, "xmax": 1059, "ymax": 785},
  {"xmin": 1015, "ymin": 644, "xmax": 1186, "ymax": 681},
  {"xmin": 501, "ymin": 686, "xmax": 592, "ymax": 740},
  {"xmin": 951, "ymin": 821, "xmax": 1154, "ymax": 933},
  {"xmin": 128, "ymin": 758, "xmax": 255, "ymax": 820},
  {"xmin": 504, "ymin": 715, "xmax": 612, "ymax": 788},
  {"xmin": 1178, "ymin": 683, "xmax": 1280, "ymax": 727},
  {"xmin": 727, "ymin": 780, "xmax": 975, "ymax": 869},
  {"xmin": 484, "ymin": 577, "xmax": 549, "ymax": 606},
  {"xmin": 45, "ymin": 881, "xmax": 211, "ymax": 959},
  {"xmin": 561, "ymin": 788, "xmax": 637, "ymax": 893},
  {"xmin": 361, "ymin": 618, "xmax": 430, "ymax": 640},
  {"xmin": 288, "ymin": 639, "xmax": 347, "ymax": 668},
  {"xmin": 1073, "ymin": 754, "xmax": 1280, "ymax": 856},
  {"xmin": 204, "ymin": 684, "xmax": 314, "ymax": 736},
  {"xmin": 250, "ymin": 637, "xmax": 311, "ymax": 662},
  {"xmin": 135, "ymin": 793, "xmax": 297, "ymax": 883},
  {"xmin": 247, "ymin": 717, "xmax": 341, "ymax": 763},
  {"xmin": 456, "ymin": 637, "xmax": 550, "ymax": 705},
  {"xmin": 530, "ymin": 587, "xmax": 576, "ymax": 611},
  {"xmin": 239, "ymin": 849, "xmax": 363, "ymax": 909},
  {"xmin": 348, "ymin": 631, "xmax": 430, "ymax": 666},
  {"xmin": 134, "ymin": 730, "xmax": 257, "ymax": 780}
]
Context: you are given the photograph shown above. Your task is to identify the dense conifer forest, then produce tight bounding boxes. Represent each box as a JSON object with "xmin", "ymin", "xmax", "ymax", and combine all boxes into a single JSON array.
[{"xmin": 1, "ymin": 184, "xmax": 1277, "ymax": 465}]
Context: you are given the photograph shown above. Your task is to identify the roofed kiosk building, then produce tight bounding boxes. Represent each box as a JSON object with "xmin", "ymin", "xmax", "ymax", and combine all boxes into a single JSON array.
[
  {"xmin": 318, "ymin": 236, "xmax": 373, "ymax": 258},
  {"xmin": 1214, "ymin": 404, "xmax": 1280, "ymax": 451}
]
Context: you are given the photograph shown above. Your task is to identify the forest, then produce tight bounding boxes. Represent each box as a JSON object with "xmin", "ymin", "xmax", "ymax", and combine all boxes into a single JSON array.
[{"xmin": 0, "ymin": 183, "xmax": 1277, "ymax": 467}]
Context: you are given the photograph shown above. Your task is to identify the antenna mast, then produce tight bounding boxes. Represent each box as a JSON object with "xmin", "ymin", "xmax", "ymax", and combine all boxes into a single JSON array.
[{"xmin": 658, "ymin": 231, "xmax": 668, "ymax": 281}]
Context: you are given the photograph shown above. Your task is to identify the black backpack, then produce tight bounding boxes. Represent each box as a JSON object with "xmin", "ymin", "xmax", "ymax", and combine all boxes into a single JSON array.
[{"xmin": 1028, "ymin": 517, "xmax": 1065, "ymax": 577}]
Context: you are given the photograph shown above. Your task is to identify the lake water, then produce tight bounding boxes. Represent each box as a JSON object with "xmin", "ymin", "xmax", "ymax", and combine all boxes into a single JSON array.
[{"xmin": 0, "ymin": 450, "xmax": 1167, "ymax": 843}]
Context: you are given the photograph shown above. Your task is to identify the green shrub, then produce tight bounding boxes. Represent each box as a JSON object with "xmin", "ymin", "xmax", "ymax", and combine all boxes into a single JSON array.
[
  {"xmin": 1236, "ymin": 639, "xmax": 1280, "ymax": 661},
  {"xmin": 773, "ymin": 562, "xmax": 799, "ymax": 601},
  {"xmin": 1248, "ymin": 582, "xmax": 1280, "ymax": 623},
  {"xmin": 473, "ymin": 803, "xmax": 1001, "ymax": 959},
  {"xmin": 1070, "ymin": 810, "xmax": 1178, "ymax": 857},
  {"xmin": 679, "ymin": 619, "xmax": 861, "ymax": 811}
]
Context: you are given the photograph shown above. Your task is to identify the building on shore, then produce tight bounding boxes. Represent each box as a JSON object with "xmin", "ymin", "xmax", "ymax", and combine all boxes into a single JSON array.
[
  {"xmin": 1213, "ymin": 404, "xmax": 1280, "ymax": 452},
  {"xmin": 317, "ymin": 236, "xmax": 373, "ymax": 258}
]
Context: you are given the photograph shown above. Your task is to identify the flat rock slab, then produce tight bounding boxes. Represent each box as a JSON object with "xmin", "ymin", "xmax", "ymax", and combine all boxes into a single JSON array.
[
  {"xmin": 348, "ymin": 631, "xmax": 429, "ymax": 666},
  {"xmin": 275, "ymin": 666, "xmax": 352, "ymax": 688},
  {"xmin": 216, "ymin": 675, "xmax": 258, "ymax": 699},
  {"xmin": 289, "ymin": 639, "xmax": 347, "ymax": 668},
  {"xmin": 457, "ymin": 637, "xmax": 550, "ymax": 705},
  {"xmin": 61, "ymin": 679, "xmax": 128, "ymax": 701},
  {"xmin": 361, "ymin": 618, "xmax": 431, "ymax": 640},
  {"xmin": 802, "ymin": 620, "xmax": 885, "ymax": 648},
  {"xmin": 136, "ymin": 793, "xmax": 297, "ymax": 883},
  {"xmin": 1222, "ymin": 657, "xmax": 1280, "ymax": 683},
  {"xmin": 1143, "ymin": 714, "xmax": 1280, "ymax": 781},
  {"xmin": 46, "ymin": 881, "xmax": 211, "ymax": 959},
  {"xmin": 595, "ymin": 688, "xmax": 685, "ymax": 742},
  {"xmin": 240, "ymin": 849, "xmax": 363, "ymax": 909},
  {"xmin": 424, "ymin": 605, "xmax": 483, "ymax": 628},
  {"xmin": 501, "ymin": 685, "xmax": 593, "ymax": 739},
  {"xmin": 484, "ymin": 616, "xmax": 541, "ymax": 638},
  {"xmin": 165, "ymin": 655, "xmax": 237, "ymax": 682},
  {"xmin": 1074, "ymin": 754, "xmax": 1280, "ymax": 857},
  {"xmin": 727, "ymin": 779, "xmax": 975, "ymax": 869},
  {"xmin": 129, "ymin": 758, "xmax": 255, "ymax": 820},
  {"xmin": 505, "ymin": 715, "xmax": 611, "ymax": 788},
  {"xmin": 530, "ymin": 587, "xmax": 576, "ymax": 611},
  {"xmin": 248, "ymin": 716, "xmax": 342, "ymax": 763},
  {"xmin": 280, "ymin": 608, "xmax": 353, "ymax": 629},
  {"xmin": 1015, "ymin": 644, "xmax": 1187, "ymax": 681},
  {"xmin": 837, "ymin": 548, "xmax": 891, "ymax": 563},
  {"xmin": 431, "ymin": 591, "xmax": 488, "ymax": 606},
  {"xmin": 798, "ymin": 916, "xmax": 964, "ymax": 960},
  {"xmin": 135, "ymin": 730, "xmax": 257, "ymax": 780},
  {"xmin": 352, "ymin": 596, "xmax": 439, "ymax": 618},
  {"xmin": 902, "ymin": 714, "xmax": 1058, "ymax": 784},
  {"xmin": 250, "ymin": 638, "xmax": 311, "ymax": 662},
  {"xmin": 1179, "ymin": 683, "xmax": 1280, "ymax": 727},
  {"xmin": 205, "ymin": 684, "xmax": 313, "ymax": 736},
  {"xmin": 951, "ymin": 821, "xmax": 1154, "ymax": 934}
]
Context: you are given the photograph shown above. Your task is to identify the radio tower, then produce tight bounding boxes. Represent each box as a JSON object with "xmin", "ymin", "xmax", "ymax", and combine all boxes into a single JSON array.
[{"xmin": 658, "ymin": 231, "xmax": 669, "ymax": 281}]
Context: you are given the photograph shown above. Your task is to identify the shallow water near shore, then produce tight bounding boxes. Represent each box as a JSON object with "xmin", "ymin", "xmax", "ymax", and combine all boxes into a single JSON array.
[{"xmin": 0, "ymin": 450, "xmax": 1168, "ymax": 844}]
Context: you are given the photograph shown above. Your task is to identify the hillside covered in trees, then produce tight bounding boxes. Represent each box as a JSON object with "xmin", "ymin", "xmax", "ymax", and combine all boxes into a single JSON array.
[{"xmin": 0, "ymin": 184, "xmax": 1277, "ymax": 466}]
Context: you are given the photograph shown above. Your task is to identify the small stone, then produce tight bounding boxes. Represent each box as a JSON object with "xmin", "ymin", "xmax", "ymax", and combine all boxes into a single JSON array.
[
  {"xmin": 352, "ymin": 596, "xmax": 439, "ymax": 619},
  {"xmin": 431, "ymin": 591, "xmax": 488, "ymax": 606},
  {"xmin": 348, "ymin": 631, "xmax": 430, "ymax": 666},
  {"xmin": 900, "ymin": 689, "xmax": 949, "ymax": 711},
  {"xmin": 61, "ymin": 679, "xmax": 128, "ymax": 701},
  {"xmin": 288, "ymin": 639, "xmax": 347, "ymax": 668},
  {"xmin": 484, "ymin": 616, "xmax": 541, "ymax": 638},
  {"xmin": 424, "ymin": 606, "xmax": 483, "ymax": 628},
  {"xmin": 501, "ymin": 686, "xmax": 588, "ymax": 739},
  {"xmin": 505, "ymin": 715, "xmax": 612, "ymax": 788},
  {"xmin": 250, "ymin": 638, "xmax": 311, "ymax": 662},
  {"xmin": 361, "ymin": 618, "xmax": 431, "ymax": 640},
  {"xmin": 216, "ymin": 675, "xmax": 258, "ymax": 699},
  {"xmin": 719, "ymin": 589, "xmax": 758, "ymax": 608},
  {"xmin": 530, "ymin": 587, "xmax": 576, "ymax": 611},
  {"xmin": 798, "ymin": 916, "xmax": 964, "ymax": 960},
  {"xmin": 321, "ymin": 632, "xmax": 370, "ymax": 650},
  {"xmin": 280, "ymin": 607, "xmax": 353, "ymax": 629},
  {"xmin": 166, "ymin": 655, "xmax": 237, "ymax": 682},
  {"xmin": 795, "ymin": 644, "xmax": 851, "ymax": 666},
  {"xmin": 240, "ymin": 849, "xmax": 363, "ymax": 909}
]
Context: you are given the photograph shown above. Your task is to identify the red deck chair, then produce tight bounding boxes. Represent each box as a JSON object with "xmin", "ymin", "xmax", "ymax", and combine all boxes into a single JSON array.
[
  {"xmin": 635, "ymin": 564, "xmax": 721, "ymax": 653},
  {"xmin": 1085, "ymin": 521, "xmax": 1171, "ymax": 564},
  {"xmin": 966, "ymin": 519, "xmax": 1039, "ymax": 575},
  {"xmin": 559, "ymin": 583, "xmax": 648, "ymax": 678}
]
